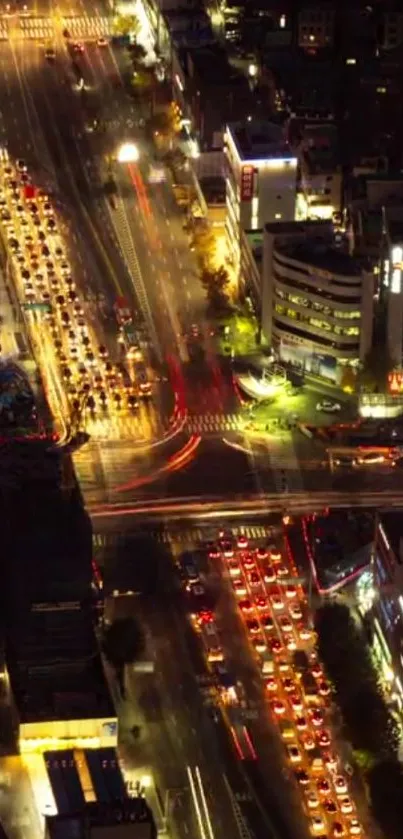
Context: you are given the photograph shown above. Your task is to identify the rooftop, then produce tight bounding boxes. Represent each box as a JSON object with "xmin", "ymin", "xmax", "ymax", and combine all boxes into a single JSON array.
[
  {"xmin": 46, "ymin": 799, "xmax": 155, "ymax": 839},
  {"xmin": 384, "ymin": 205, "xmax": 403, "ymax": 243},
  {"xmin": 7, "ymin": 606, "xmax": 114, "ymax": 722},
  {"xmin": 187, "ymin": 45, "xmax": 246, "ymax": 87},
  {"xmin": 277, "ymin": 241, "xmax": 361, "ymax": 277},
  {"xmin": 227, "ymin": 119, "xmax": 294, "ymax": 162}
]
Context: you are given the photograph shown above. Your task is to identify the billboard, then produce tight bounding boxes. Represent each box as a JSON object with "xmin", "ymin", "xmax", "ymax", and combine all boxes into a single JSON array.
[{"xmin": 241, "ymin": 165, "xmax": 254, "ymax": 201}]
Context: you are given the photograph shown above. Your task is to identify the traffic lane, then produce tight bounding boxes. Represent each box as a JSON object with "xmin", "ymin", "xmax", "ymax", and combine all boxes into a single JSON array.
[
  {"xmin": 214, "ymin": 583, "xmax": 309, "ymax": 839},
  {"xmin": 0, "ymin": 44, "xmax": 40, "ymax": 163},
  {"xmin": 117, "ymin": 437, "xmax": 262, "ymax": 501},
  {"xmin": 139, "ymin": 598, "xmax": 250, "ymax": 839}
]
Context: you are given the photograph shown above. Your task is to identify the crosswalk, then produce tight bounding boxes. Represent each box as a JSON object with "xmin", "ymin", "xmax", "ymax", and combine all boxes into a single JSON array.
[
  {"xmin": 186, "ymin": 413, "xmax": 242, "ymax": 434},
  {"xmin": 93, "ymin": 523, "xmax": 275, "ymax": 551},
  {"xmin": 267, "ymin": 436, "xmax": 306, "ymax": 495},
  {"xmin": 17, "ymin": 15, "xmax": 112, "ymax": 41}
]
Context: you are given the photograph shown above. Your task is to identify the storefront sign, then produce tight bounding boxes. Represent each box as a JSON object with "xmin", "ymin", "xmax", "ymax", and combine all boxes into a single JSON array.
[{"xmin": 241, "ymin": 165, "xmax": 254, "ymax": 201}]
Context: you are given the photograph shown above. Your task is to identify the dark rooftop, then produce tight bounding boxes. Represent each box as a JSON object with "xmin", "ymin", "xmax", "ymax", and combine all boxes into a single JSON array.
[
  {"xmin": 278, "ymin": 241, "xmax": 361, "ymax": 277},
  {"xmin": 228, "ymin": 119, "xmax": 294, "ymax": 161},
  {"xmin": 384, "ymin": 206, "xmax": 403, "ymax": 243},
  {"xmin": 7, "ymin": 606, "xmax": 114, "ymax": 722},
  {"xmin": 46, "ymin": 799, "xmax": 156, "ymax": 839}
]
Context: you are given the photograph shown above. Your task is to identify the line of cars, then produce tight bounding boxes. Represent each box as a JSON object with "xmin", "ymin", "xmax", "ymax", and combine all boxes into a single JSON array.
[
  {"xmin": 178, "ymin": 550, "xmax": 257, "ymax": 760},
  {"xmin": 212, "ymin": 534, "xmax": 366, "ymax": 839},
  {"xmin": 0, "ymin": 151, "xmax": 144, "ymax": 424}
]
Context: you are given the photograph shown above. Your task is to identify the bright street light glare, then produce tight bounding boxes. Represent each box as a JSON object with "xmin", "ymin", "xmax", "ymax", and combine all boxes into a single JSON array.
[{"xmin": 117, "ymin": 142, "xmax": 139, "ymax": 163}]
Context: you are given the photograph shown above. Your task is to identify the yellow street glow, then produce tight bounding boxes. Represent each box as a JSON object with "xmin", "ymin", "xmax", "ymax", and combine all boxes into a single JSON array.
[{"xmin": 117, "ymin": 142, "xmax": 139, "ymax": 163}]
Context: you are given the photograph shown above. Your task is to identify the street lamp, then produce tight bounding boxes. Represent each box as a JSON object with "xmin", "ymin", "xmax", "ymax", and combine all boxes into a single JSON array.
[{"xmin": 116, "ymin": 142, "xmax": 139, "ymax": 163}]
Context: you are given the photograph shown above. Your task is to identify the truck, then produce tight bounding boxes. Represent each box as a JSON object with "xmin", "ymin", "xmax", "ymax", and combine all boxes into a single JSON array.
[
  {"xmin": 301, "ymin": 671, "xmax": 319, "ymax": 704},
  {"xmin": 292, "ymin": 649, "xmax": 310, "ymax": 676}
]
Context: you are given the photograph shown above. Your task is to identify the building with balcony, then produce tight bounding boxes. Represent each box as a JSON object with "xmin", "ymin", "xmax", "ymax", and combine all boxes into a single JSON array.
[
  {"xmin": 261, "ymin": 220, "xmax": 374, "ymax": 381},
  {"xmin": 225, "ymin": 119, "xmax": 297, "ymax": 274}
]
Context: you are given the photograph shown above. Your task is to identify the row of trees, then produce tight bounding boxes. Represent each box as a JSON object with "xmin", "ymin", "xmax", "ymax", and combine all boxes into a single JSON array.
[
  {"xmin": 315, "ymin": 603, "xmax": 403, "ymax": 838},
  {"xmin": 190, "ymin": 224, "xmax": 232, "ymax": 315}
]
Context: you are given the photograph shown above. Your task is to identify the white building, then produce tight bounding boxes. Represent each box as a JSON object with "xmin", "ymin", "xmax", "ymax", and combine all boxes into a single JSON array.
[
  {"xmin": 382, "ymin": 206, "xmax": 403, "ymax": 367},
  {"xmin": 225, "ymin": 120, "xmax": 297, "ymax": 275},
  {"xmin": 261, "ymin": 221, "xmax": 374, "ymax": 383}
]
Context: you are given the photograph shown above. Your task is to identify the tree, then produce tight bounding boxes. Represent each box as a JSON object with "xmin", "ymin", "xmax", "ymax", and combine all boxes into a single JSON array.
[
  {"xmin": 201, "ymin": 266, "xmax": 231, "ymax": 314},
  {"xmin": 359, "ymin": 343, "xmax": 394, "ymax": 393},
  {"xmin": 148, "ymin": 106, "xmax": 179, "ymax": 141},
  {"xmin": 367, "ymin": 760, "xmax": 403, "ymax": 839},
  {"xmin": 191, "ymin": 224, "xmax": 217, "ymax": 270},
  {"xmin": 112, "ymin": 14, "xmax": 140, "ymax": 38},
  {"xmin": 315, "ymin": 603, "xmax": 400, "ymax": 760},
  {"xmin": 127, "ymin": 42, "xmax": 147, "ymax": 68},
  {"xmin": 102, "ymin": 617, "xmax": 145, "ymax": 696}
]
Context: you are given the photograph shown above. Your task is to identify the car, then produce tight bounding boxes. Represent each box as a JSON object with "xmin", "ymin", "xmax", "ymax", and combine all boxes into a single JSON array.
[
  {"xmin": 306, "ymin": 791, "xmax": 320, "ymax": 810},
  {"xmin": 237, "ymin": 535, "xmax": 248, "ymax": 550},
  {"xmin": 347, "ymin": 819, "xmax": 361, "ymax": 836},
  {"xmin": 245, "ymin": 619, "xmax": 260, "ymax": 635},
  {"xmin": 323, "ymin": 799, "xmax": 337, "ymax": 815},
  {"xmin": 316, "ymin": 400, "xmax": 341, "ymax": 413},
  {"xmin": 289, "ymin": 603, "xmax": 303, "ymax": 620},
  {"xmin": 333, "ymin": 775, "xmax": 348, "ymax": 795},
  {"xmin": 72, "ymin": 41, "xmax": 84, "ymax": 53},
  {"xmin": 16, "ymin": 158, "xmax": 27, "ymax": 172},
  {"xmin": 243, "ymin": 555, "xmax": 256, "ymax": 570},
  {"xmin": 309, "ymin": 708, "xmax": 324, "ymax": 727},
  {"xmin": 279, "ymin": 616, "xmax": 293, "ymax": 633},
  {"xmin": 322, "ymin": 750, "xmax": 338, "ymax": 771},
  {"xmin": 317, "ymin": 729, "xmax": 331, "ymax": 748},
  {"xmin": 290, "ymin": 693, "xmax": 304, "ymax": 713},
  {"xmin": 228, "ymin": 560, "xmax": 241, "ymax": 577},
  {"xmin": 282, "ymin": 678, "xmax": 296, "ymax": 693},
  {"xmin": 271, "ymin": 595, "xmax": 284, "ymax": 611},
  {"xmin": 311, "ymin": 663, "xmax": 323, "ymax": 679},
  {"xmin": 285, "ymin": 584, "xmax": 297, "ymax": 600},
  {"xmin": 264, "ymin": 677, "xmax": 277, "ymax": 692},
  {"xmin": 233, "ymin": 580, "xmax": 247, "ymax": 597},
  {"xmin": 256, "ymin": 547, "xmax": 268, "ymax": 560},
  {"xmin": 331, "ymin": 822, "xmax": 345, "ymax": 838},
  {"xmin": 318, "ymin": 680, "xmax": 331, "ymax": 697},
  {"xmin": 269, "ymin": 638, "xmax": 282, "ymax": 655},
  {"xmin": 45, "ymin": 47, "xmax": 56, "ymax": 60},
  {"xmin": 262, "ymin": 614, "xmax": 274, "ymax": 631},
  {"xmin": 302, "ymin": 734, "xmax": 316, "ymax": 751},
  {"xmin": 294, "ymin": 770, "xmax": 310, "ymax": 786},
  {"xmin": 239, "ymin": 598, "xmax": 253, "ymax": 613},
  {"xmin": 263, "ymin": 563, "xmax": 276, "ymax": 583},
  {"xmin": 272, "ymin": 699, "xmax": 286, "ymax": 716},
  {"xmin": 221, "ymin": 540, "xmax": 234, "ymax": 558},
  {"xmin": 248, "ymin": 571, "xmax": 260, "ymax": 588},
  {"xmin": 286, "ymin": 744, "xmax": 302, "ymax": 764},
  {"xmin": 295, "ymin": 715, "xmax": 307, "ymax": 731},
  {"xmin": 339, "ymin": 797, "xmax": 353, "ymax": 815},
  {"xmin": 97, "ymin": 36, "xmax": 108, "ymax": 47},
  {"xmin": 317, "ymin": 778, "xmax": 331, "ymax": 796},
  {"xmin": 255, "ymin": 596, "xmax": 268, "ymax": 611},
  {"xmin": 277, "ymin": 657, "xmax": 290, "ymax": 673},
  {"xmin": 251, "ymin": 635, "xmax": 266, "ymax": 653},
  {"xmin": 309, "ymin": 815, "xmax": 326, "ymax": 835}
]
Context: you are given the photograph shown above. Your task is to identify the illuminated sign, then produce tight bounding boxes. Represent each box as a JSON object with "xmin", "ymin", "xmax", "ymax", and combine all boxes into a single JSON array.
[
  {"xmin": 241, "ymin": 165, "xmax": 254, "ymax": 201},
  {"xmin": 388, "ymin": 372, "xmax": 403, "ymax": 393}
]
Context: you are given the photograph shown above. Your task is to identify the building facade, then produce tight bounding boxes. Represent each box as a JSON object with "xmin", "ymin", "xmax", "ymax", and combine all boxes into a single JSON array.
[
  {"xmin": 261, "ymin": 221, "xmax": 374, "ymax": 382},
  {"xmin": 225, "ymin": 120, "xmax": 297, "ymax": 275}
]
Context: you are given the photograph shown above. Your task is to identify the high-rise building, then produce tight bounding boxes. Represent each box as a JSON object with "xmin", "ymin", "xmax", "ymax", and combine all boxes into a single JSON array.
[{"xmin": 225, "ymin": 120, "xmax": 297, "ymax": 275}]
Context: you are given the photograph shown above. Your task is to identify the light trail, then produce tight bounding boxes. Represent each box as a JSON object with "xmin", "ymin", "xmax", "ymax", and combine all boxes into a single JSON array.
[
  {"xmin": 186, "ymin": 766, "xmax": 208, "ymax": 839},
  {"xmin": 194, "ymin": 766, "xmax": 215, "ymax": 839},
  {"xmin": 111, "ymin": 435, "xmax": 201, "ymax": 493},
  {"xmin": 89, "ymin": 488, "xmax": 403, "ymax": 520}
]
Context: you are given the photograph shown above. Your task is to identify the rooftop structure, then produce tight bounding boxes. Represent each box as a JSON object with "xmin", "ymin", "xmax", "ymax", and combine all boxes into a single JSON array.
[
  {"xmin": 45, "ymin": 798, "xmax": 156, "ymax": 839},
  {"xmin": 261, "ymin": 220, "xmax": 374, "ymax": 382},
  {"xmin": 227, "ymin": 119, "xmax": 292, "ymax": 163}
]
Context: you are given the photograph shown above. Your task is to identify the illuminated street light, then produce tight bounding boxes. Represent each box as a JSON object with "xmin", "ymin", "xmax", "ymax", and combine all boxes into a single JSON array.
[
  {"xmin": 248, "ymin": 63, "xmax": 258, "ymax": 78},
  {"xmin": 116, "ymin": 142, "xmax": 139, "ymax": 163}
]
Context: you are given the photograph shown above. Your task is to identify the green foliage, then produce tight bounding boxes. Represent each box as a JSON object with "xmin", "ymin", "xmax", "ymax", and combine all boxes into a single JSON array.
[
  {"xmin": 200, "ymin": 266, "xmax": 231, "ymax": 314},
  {"xmin": 112, "ymin": 14, "xmax": 139, "ymax": 37},
  {"xmin": 315, "ymin": 602, "xmax": 399, "ymax": 760}
]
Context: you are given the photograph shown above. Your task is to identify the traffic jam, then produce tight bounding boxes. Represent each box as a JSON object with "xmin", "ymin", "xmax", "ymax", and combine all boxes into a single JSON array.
[
  {"xmin": 179, "ymin": 533, "xmax": 365, "ymax": 839},
  {"xmin": 0, "ymin": 151, "xmax": 150, "ymax": 434}
]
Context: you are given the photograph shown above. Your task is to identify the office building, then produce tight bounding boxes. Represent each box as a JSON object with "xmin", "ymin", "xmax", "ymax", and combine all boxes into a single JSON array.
[
  {"xmin": 294, "ymin": 121, "xmax": 342, "ymax": 222},
  {"xmin": 225, "ymin": 119, "xmax": 297, "ymax": 274},
  {"xmin": 261, "ymin": 220, "xmax": 374, "ymax": 382},
  {"xmin": 381, "ymin": 206, "xmax": 403, "ymax": 367},
  {"xmin": 297, "ymin": 5, "xmax": 335, "ymax": 51},
  {"xmin": 355, "ymin": 510, "xmax": 403, "ymax": 713}
]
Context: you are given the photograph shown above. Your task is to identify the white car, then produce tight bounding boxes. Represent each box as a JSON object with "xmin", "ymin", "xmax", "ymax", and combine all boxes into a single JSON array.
[{"xmin": 316, "ymin": 400, "xmax": 341, "ymax": 413}]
